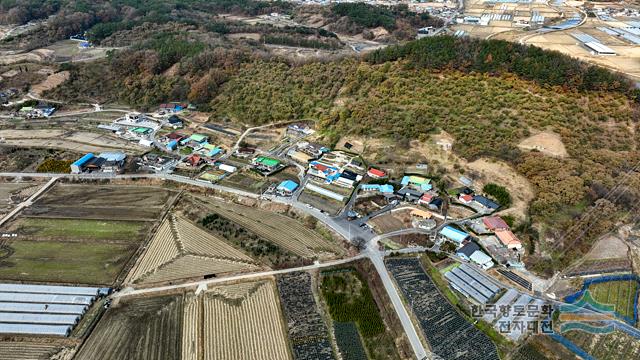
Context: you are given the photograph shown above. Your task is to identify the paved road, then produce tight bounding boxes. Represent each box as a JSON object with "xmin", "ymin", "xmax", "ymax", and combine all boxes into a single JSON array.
[
  {"xmin": 114, "ymin": 254, "xmax": 366, "ymax": 298},
  {"xmin": 0, "ymin": 177, "xmax": 58, "ymax": 227}
]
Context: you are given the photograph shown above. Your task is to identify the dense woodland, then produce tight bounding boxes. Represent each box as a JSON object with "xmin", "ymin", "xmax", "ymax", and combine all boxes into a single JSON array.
[{"xmin": 5, "ymin": 0, "xmax": 640, "ymax": 275}]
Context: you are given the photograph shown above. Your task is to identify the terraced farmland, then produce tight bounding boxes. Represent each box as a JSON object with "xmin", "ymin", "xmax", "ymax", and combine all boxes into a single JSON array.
[
  {"xmin": 277, "ymin": 272, "xmax": 334, "ymax": 360},
  {"xmin": 127, "ymin": 215, "xmax": 261, "ymax": 285},
  {"xmin": 75, "ymin": 295, "xmax": 183, "ymax": 360},
  {"xmin": 195, "ymin": 197, "xmax": 344, "ymax": 258},
  {"xmin": 0, "ymin": 341, "xmax": 65, "ymax": 359},
  {"xmin": 203, "ymin": 281, "xmax": 291, "ymax": 360},
  {"xmin": 386, "ymin": 257, "xmax": 499, "ymax": 360}
]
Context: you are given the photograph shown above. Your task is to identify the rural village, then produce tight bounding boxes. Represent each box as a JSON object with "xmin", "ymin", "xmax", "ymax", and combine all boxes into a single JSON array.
[{"xmin": 0, "ymin": 0, "xmax": 640, "ymax": 359}]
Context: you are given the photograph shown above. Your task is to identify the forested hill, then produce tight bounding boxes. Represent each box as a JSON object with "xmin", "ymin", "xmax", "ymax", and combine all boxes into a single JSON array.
[
  {"xmin": 368, "ymin": 36, "xmax": 635, "ymax": 94},
  {"xmin": 47, "ymin": 34, "xmax": 640, "ymax": 276}
]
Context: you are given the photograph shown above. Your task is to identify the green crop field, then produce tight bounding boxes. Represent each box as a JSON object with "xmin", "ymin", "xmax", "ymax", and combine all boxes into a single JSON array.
[
  {"xmin": 321, "ymin": 268, "xmax": 399, "ymax": 360},
  {"xmin": 0, "ymin": 240, "xmax": 136, "ymax": 285},
  {"xmin": 16, "ymin": 218, "xmax": 147, "ymax": 242},
  {"xmin": 588, "ymin": 280, "xmax": 638, "ymax": 320}
]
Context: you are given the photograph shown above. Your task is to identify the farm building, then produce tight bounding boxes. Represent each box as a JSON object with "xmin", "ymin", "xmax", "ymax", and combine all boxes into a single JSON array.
[
  {"xmin": 361, "ymin": 184, "xmax": 394, "ymax": 193},
  {"xmin": 219, "ymin": 163, "xmax": 237, "ymax": 173},
  {"xmin": 469, "ymin": 251, "xmax": 494, "ymax": 270},
  {"xmin": 418, "ymin": 193, "xmax": 433, "ymax": 205},
  {"xmin": 166, "ymin": 115, "xmax": 183, "ymax": 128},
  {"xmin": 201, "ymin": 143, "xmax": 222, "ymax": 157},
  {"xmin": 235, "ymin": 147, "xmax": 256, "ymax": 158},
  {"xmin": 139, "ymin": 139, "xmax": 153, "ymax": 147},
  {"xmin": 98, "ymin": 152, "xmax": 126, "ymax": 173},
  {"xmin": 410, "ymin": 209, "xmax": 432, "ymax": 219},
  {"xmin": 457, "ymin": 242, "xmax": 480, "ymax": 261},
  {"xmin": 401, "ymin": 175, "xmax": 432, "ymax": 191},
  {"xmin": 473, "ymin": 195, "xmax": 499, "ymax": 211},
  {"xmin": 287, "ymin": 149, "xmax": 314, "ymax": 163},
  {"xmin": 483, "ymin": 216, "xmax": 509, "ymax": 231},
  {"xmin": 277, "ymin": 180, "xmax": 299, "ymax": 195},
  {"xmin": 494, "ymin": 229, "xmax": 523, "ymax": 250},
  {"xmin": 440, "ymin": 226, "xmax": 469, "ymax": 244},
  {"xmin": 167, "ymin": 140, "xmax": 178, "ymax": 151},
  {"xmin": 428, "ymin": 197, "xmax": 443, "ymax": 210},
  {"xmin": 583, "ymin": 42, "xmax": 616, "ymax": 55},
  {"xmin": 189, "ymin": 134, "xmax": 209, "ymax": 144},
  {"xmin": 253, "ymin": 156, "xmax": 282, "ymax": 174},
  {"xmin": 159, "ymin": 103, "xmax": 187, "ymax": 113},
  {"xmin": 70, "ymin": 153, "xmax": 95, "ymax": 173},
  {"xmin": 397, "ymin": 187, "xmax": 424, "ymax": 202},
  {"xmin": 459, "ymin": 194, "xmax": 473, "ymax": 204},
  {"xmin": 367, "ymin": 168, "xmax": 386, "ymax": 178},
  {"xmin": 184, "ymin": 154, "xmax": 203, "ymax": 167},
  {"xmin": 444, "ymin": 264, "xmax": 500, "ymax": 305},
  {"xmin": 305, "ymin": 183, "xmax": 344, "ymax": 202},
  {"xmin": 308, "ymin": 161, "xmax": 340, "ymax": 183}
]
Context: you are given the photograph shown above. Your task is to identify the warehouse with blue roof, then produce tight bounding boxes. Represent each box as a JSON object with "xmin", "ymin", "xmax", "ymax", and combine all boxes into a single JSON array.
[
  {"xmin": 277, "ymin": 180, "xmax": 299, "ymax": 195},
  {"xmin": 440, "ymin": 226, "xmax": 469, "ymax": 244},
  {"xmin": 70, "ymin": 153, "xmax": 95, "ymax": 173}
]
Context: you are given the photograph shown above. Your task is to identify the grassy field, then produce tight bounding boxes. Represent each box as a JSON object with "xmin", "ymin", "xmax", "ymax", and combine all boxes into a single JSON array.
[
  {"xmin": 16, "ymin": 218, "xmax": 147, "ymax": 241},
  {"xmin": 0, "ymin": 240, "xmax": 136, "ymax": 285},
  {"xmin": 588, "ymin": 280, "xmax": 638, "ymax": 320}
]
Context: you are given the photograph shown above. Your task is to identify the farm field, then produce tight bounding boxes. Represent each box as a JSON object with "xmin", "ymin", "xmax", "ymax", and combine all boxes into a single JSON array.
[
  {"xmin": 368, "ymin": 211, "xmax": 410, "ymax": 234},
  {"xmin": 26, "ymin": 184, "xmax": 175, "ymax": 221},
  {"xmin": 0, "ymin": 182, "xmax": 36, "ymax": 211},
  {"xmin": 127, "ymin": 215, "xmax": 261, "ymax": 285},
  {"xmin": 218, "ymin": 171, "xmax": 269, "ymax": 194},
  {"xmin": 0, "ymin": 183, "xmax": 175, "ymax": 285},
  {"xmin": 321, "ymin": 267, "xmax": 400, "ymax": 360},
  {"xmin": 298, "ymin": 190, "xmax": 344, "ymax": 216},
  {"xmin": 13, "ymin": 218, "xmax": 147, "ymax": 241},
  {"xmin": 334, "ymin": 322, "xmax": 367, "ymax": 360},
  {"xmin": 587, "ymin": 280, "xmax": 638, "ymax": 321},
  {"xmin": 191, "ymin": 196, "xmax": 344, "ymax": 258},
  {"xmin": 564, "ymin": 329, "xmax": 640, "ymax": 360},
  {"xmin": 202, "ymin": 280, "xmax": 291, "ymax": 360},
  {"xmin": 0, "ymin": 341, "xmax": 66, "ymax": 360},
  {"xmin": 277, "ymin": 272, "xmax": 334, "ymax": 360},
  {"xmin": 0, "ymin": 240, "xmax": 136, "ymax": 285},
  {"xmin": 75, "ymin": 294, "xmax": 184, "ymax": 360},
  {"xmin": 386, "ymin": 257, "xmax": 499, "ymax": 360}
]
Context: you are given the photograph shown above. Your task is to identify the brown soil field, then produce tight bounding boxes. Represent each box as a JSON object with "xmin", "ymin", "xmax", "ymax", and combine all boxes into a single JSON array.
[
  {"xmin": 25, "ymin": 184, "xmax": 176, "ymax": 221},
  {"xmin": 517, "ymin": 131, "xmax": 568, "ymax": 158},
  {"xmin": 0, "ymin": 341, "xmax": 69, "ymax": 360},
  {"xmin": 369, "ymin": 210, "xmax": 412, "ymax": 234},
  {"xmin": 75, "ymin": 294, "xmax": 184, "ymax": 360},
  {"xmin": 31, "ymin": 71, "xmax": 69, "ymax": 96},
  {"xmin": 584, "ymin": 234, "xmax": 629, "ymax": 260}
]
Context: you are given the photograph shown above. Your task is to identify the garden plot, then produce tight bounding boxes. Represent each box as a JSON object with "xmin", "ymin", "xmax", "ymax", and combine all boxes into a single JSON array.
[
  {"xmin": 277, "ymin": 272, "xmax": 334, "ymax": 360},
  {"xmin": 75, "ymin": 295, "xmax": 183, "ymax": 360},
  {"xmin": 386, "ymin": 257, "xmax": 499, "ymax": 360},
  {"xmin": 203, "ymin": 280, "xmax": 291, "ymax": 360},
  {"xmin": 196, "ymin": 197, "xmax": 344, "ymax": 258},
  {"xmin": 127, "ymin": 215, "xmax": 261, "ymax": 285}
]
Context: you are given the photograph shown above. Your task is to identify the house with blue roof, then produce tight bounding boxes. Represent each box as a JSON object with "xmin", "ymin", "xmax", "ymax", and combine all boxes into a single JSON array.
[{"xmin": 440, "ymin": 226, "xmax": 469, "ymax": 244}]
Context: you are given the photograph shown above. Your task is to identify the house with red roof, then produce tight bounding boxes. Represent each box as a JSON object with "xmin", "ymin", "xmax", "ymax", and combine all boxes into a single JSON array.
[
  {"xmin": 367, "ymin": 167, "xmax": 386, "ymax": 178},
  {"xmin": 483, "ymin": 216, "xmax": 509, "ymax": 231},
  {"xmin": 459, "ymin": 194, "xmax": 473, "ymax": 204}
]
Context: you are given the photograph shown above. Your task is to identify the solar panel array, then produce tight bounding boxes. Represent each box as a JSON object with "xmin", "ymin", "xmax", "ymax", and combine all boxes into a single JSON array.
[
  {"xmin": 0, "ymin": 283, "xmax": 100, "ymax": 336},
  {"xmin": 497, "ymin": 269, "xmax": 532, "ymax": 291},
  {"xmin": 445, "ymin": 264, "xmax": 501, "ymax": 304}
]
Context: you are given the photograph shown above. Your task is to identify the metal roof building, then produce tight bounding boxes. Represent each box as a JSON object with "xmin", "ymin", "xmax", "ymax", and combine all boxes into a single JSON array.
[
  {"xmin": 439, "ymin": 226, "xmax": 469, "ymax": 244},
  {"xmin": 97, "ymin": 152, "xmax": 126, "ymax": 163},
  {"xmin": 459, "ymin": 264, "xmax": 500, "ymax": 293},
  {"xmin": 0, "ymin": 313, "xmax": 79, "ymax": 325},
  {"xmin": 0, "ymin": 323, "xmax": 71, "ymax": 336},
  {"xmin": 584, "ymin": 41, "xmax": 616, "ymax": 55},
  {"xmin": 0, "ymin": 283, "xmax": 99, "ymax": 296},
  {"xmin": 0, "ymin": 302, "xmax": 86, "ymax": 315},
  {"xmin": 277, "ymin": 180, "xmax": 299, "ymax": 194}
]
